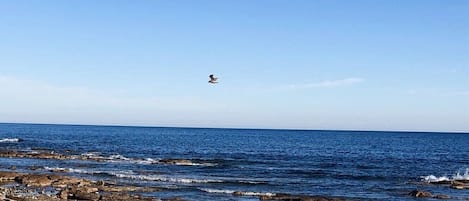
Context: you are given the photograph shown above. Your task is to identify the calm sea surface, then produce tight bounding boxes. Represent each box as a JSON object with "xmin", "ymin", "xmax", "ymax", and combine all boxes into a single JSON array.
[{"xmin": 0, "ymin": 123, "xmax": 467, "ymax": 200}]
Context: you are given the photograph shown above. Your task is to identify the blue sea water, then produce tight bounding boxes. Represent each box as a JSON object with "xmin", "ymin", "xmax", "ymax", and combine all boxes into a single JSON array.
[{"xmin": 0, "ymin": 123, "xmax": 467, "ymax": 200}]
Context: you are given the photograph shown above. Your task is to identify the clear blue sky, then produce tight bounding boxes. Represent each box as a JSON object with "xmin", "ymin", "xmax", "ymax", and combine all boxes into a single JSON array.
[{"xmin": 1, "ymin": 0, "xmax": 468, "ymax": 132}]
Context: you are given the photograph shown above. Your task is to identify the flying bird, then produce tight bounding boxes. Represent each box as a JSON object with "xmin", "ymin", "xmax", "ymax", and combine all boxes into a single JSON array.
[{"xmin": 208, "ymin": 74, "xmax": 218, "ymax": 84}]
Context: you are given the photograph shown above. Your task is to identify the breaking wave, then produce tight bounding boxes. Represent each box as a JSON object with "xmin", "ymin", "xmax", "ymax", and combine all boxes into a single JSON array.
[
  {"xmin": 421, "ymin": 168, "xmax": 469, "ymax": 183},
  {"xmin": 199, "ymin": 188, "xmax": 276, "ymax": 196},
  {"xmin": 113, "ymin": 173, "xmax": 223, "ymax": 184},
  {"xmin": 44, "ymin": 166, "xmax": 265, "ymax": 185},
  {"xmin": 0, "ymin": 138, "xmax": 20, "ymax": 142},
  {"xmin": 77, "ymin": 152, "xmax": 216, "ymax": 166}
]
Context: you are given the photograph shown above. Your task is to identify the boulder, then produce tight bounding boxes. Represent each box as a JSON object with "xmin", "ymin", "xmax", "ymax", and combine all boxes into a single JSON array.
[
  {"xmin": 58, "ymin": 189, "xmax": 69, "ymax": 199},
  {"xmin": 409, "ymin": 190, "xmax": 432, "ymax": 198},
  {"xmin": 451, "ymin": 181, "xmax": 468, "ymax": 189}
]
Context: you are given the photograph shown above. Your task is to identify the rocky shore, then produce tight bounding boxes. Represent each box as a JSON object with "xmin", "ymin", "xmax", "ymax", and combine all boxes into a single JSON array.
[
  {"xmin": 0, "ymin": 149, "xmax": 467, "ymax": 200},
  {"xmin": 0, "ymin": 170, "xmax": 348, "ymax": 201},
  {"xmin": 0, "ymin": 171, "xmax": 174, "ymax": 201}
]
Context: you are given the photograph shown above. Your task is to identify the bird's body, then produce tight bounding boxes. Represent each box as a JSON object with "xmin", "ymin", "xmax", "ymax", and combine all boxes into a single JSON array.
[{"xmin": 208, "ymin": 74, "xmax": 218, "ymax": 84}]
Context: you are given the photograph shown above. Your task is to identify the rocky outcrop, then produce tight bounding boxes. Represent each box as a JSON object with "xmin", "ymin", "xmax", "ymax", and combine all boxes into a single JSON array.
[
  {"xmin": 451, "ymin": 181, "xmax": 469, "ymax": 189},
  {"xmin": 0, "ymin": 171, "xmax": 161, "ymax": 201},
  {"xmin": 409, "ymin": 190, "xmax": 432, "ymax": 198},
  {"xmin": 0, "ymin": 150, "xmax": 72, "ymax": 160},
  {"xmin": 0, "ymin": 171, "xmax": 24, "ymax": 181},
  {"xmin": 408, "ymin": 190, "xmax": 452, "ymax": 199}
]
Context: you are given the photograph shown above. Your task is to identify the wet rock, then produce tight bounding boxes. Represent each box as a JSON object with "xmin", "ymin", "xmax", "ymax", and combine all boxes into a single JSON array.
[
  {"xmin": 70, "ymin": 191, "xmax": 100, "ymax": 201},
  {"xmin": 28, "ymin": 166, "xmax": 42, "ymax": 171},
  {"xmin": 451, "ymin": 181, "xmax": 468, "ymax": 189},
  {"xmin": 100, "ymin": 193, "xmax": 157, "ymax": 201},
  {"xmin": 0, "ymin": 171, "xmax": 23, "ymax": 181},
  {"xmin": 233, "ymin": 191, "xmax": 244, "ymax": 196},
  {"xmin": 8, "ymin": 166, "xmax": 16, "ymax": 170},
  {"xmin": 259, "ymin": 193, "xmax": 344, "ymax": 201},
  {"xmin": 434, "ymin": 194, "xmax": 451, "ymax": 199},
  {"xmin": 15, "ymin": 174, "xmax": 53, "ymax": 187},
  {"xmin": 1, "ymin": 170, "xmax": 160, "ymax": 201},
  {"xmin": 58, "ymin": 189, "xmax": 69, "ymax": 199},
  {"xmin": 409, "ymin": 190, "xmax": 432, "ymax": 198},
  {"xmin": 159, "ymin": 159, "xmax": 193, "ymax": 165}
]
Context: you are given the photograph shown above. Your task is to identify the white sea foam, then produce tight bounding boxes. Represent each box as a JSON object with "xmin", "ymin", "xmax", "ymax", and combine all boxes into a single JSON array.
[
  {"xmin": 108, "ymin": 154, "xmax": 131, "ymax": 161},
  {"xmin": 0, "ymin": 138, "xmax": 20, "ymax": 142},
  {"xmin": 453, "ymin": 168, "xmax": 469, "ymax": 180},
  {"xmin": 199, "ymin": 188, "xmax": 235, "ymax": 194},
  {"xmin": 45, "ymin": 166, "xmax": 134, "ymax": 176},
  {"xmin": 81, "ymin": 152, "xmax": 101, "ymax": 157},
  {"xmin": 76, "ymin": 152, "xmax": 217, "ymax": 167},
  {"xmin": 169, "ymin": 161, "xmax": 217, "ymax": 166},
  {"xmin": 112, "ymin": 173, "xmax": 223, "ymax": 183},
  {"xmin": 199, "ymin": 188, "xmax": 276, "ymax": 196},
  {"xmin": 421, "ymin": 168, "xmax": 469, "ymax": 182},
  {"xmin": 45, "ymin": 166, "xmax": 94, "ymax": 174},
  {"xmin": 45, "ymin": 167, "xmax": 68, "ymax": 172},
  {"xmin": 136, "ymin": 158, "xmax": 158, "ymax": 164},
  {"xmin": 421, "ymin": 175, "xmax": 451, "ymax": 182}
]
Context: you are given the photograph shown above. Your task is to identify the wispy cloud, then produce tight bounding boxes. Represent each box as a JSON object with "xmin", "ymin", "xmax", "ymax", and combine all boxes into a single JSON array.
[{"xmin": 282, "ymin": 77, "xmax": 364, "ymax": 90}]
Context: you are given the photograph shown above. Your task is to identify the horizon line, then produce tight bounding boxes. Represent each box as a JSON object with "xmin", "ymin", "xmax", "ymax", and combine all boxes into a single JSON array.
[{"xmin": 0, "ymin": 122, "xmax": 467, "ymax": 134}]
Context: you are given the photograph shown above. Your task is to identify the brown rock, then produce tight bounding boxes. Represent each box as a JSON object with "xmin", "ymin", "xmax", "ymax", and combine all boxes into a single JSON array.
[
  {"xmin": 233, "ymin": 191, "xmax": 244, "ymax": 196},
  {"xmin": 100, "ymin": 193, "xmax": 156, "ymax": 201},
  {"xmin": 0, "ymin": 171, "xmax": 23, "ymax": 181},
  {"xmin": 434, "ymin": 194, "xmax": 450, "ymax": 199},
  {"xmin": 72, "ymin": 191, "xmax": 100, "ymax": 201},
  {"xmin": 409, "ymin": 190, "xmax": 432, "ymax": 198},
  {"xmin": 28, "ymin": 166, "xmax": 42, "ymax": 171},
  {"xmin": 58, "ymin": 189, "xmax": 69, "ymax": 199},
  {"xmin": 69, "ymin": 186, "xmax": 100, "ymax": 200},
  {"xmin": 15, "ymin": 174, "xmax": 53, "ymax": 187},
  {"xmin": 451, "ymin": 181, "xmax": 468, "ymax": 189}
]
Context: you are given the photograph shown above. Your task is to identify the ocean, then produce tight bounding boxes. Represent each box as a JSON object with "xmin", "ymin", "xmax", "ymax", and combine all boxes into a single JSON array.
[{"xmin": 0, "ymin": 123, "xmax": 467, "ymax": 200}]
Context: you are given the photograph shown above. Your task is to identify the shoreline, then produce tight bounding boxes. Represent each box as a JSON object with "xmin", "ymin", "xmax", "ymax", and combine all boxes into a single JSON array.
[
  {"xmin": 0, "ymin": 170, "xmax": 347, "ymax": 201},
  {"xmin": 0, "ymin": 149, "xmax": 467, "ymax": 200}
]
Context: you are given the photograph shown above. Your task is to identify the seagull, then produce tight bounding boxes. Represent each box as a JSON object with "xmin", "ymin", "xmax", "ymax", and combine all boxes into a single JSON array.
[{"xmin": 208, "ymin": 74, "xmax": 218, "ymax": 84}]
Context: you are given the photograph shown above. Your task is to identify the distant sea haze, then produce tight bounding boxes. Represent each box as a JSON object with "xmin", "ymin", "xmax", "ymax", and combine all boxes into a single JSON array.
[{"xmin": 0, "ymin": 123, "xmax": 468, "ymax": 200}]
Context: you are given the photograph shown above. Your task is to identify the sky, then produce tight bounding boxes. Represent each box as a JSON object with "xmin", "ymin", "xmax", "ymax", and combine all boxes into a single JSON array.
[{"xmin": 0, "ymin": 0, "xmax": 468, "ymax": 132}]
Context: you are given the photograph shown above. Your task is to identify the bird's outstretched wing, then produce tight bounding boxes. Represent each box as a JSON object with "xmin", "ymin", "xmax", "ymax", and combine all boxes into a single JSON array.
[{"xmin": 208, "ymin": 74, "xmax": 218, "ymax": 84}]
